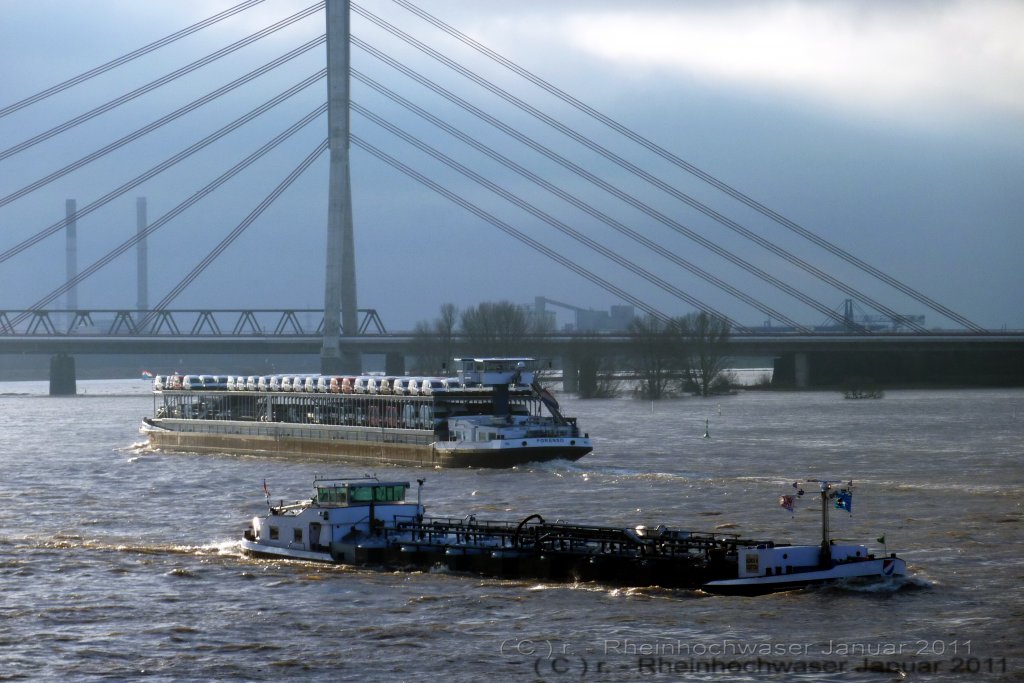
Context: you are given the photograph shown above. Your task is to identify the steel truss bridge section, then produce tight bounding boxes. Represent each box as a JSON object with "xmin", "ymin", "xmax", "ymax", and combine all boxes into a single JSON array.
[{"xmin": 0, "ymin": 308, "xmax": 386, "ymax": 337}]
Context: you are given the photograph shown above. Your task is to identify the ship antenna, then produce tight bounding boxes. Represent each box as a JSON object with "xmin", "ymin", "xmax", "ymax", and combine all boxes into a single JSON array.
[{"xmin": 807, "ymin": 479, "xmax": 839, "ymax": 568}]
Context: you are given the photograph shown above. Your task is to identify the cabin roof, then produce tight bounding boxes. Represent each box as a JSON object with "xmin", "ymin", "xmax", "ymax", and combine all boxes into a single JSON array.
[{"xmin": 312, "ymin": 476, "xmax": 410, "ymax": 489}]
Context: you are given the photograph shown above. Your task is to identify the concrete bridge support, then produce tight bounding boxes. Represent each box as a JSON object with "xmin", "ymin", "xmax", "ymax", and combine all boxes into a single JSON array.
[
  {"xmin": 49, "ymin": 353, "xmax": 76, "ymax": 395},
  {"xmin": 794, "ymin": 352, "xmax": 809, "ymax": 388},
  {"xmin": 576, "ymin": 356, "xmax": 600, "ymax": 397},
  {"xmin": 770, "ymin": 346, "xmax": 1024, "ymax": 388},
  {"xmin": 137, "ymin": 197, "xmax": 149, "ymax": 312},
  {"xmin": 65, "ymin": 200, "xmax": 78, "ymax": 315},
  {"xmin": 321, "ymin": 0, "xmax": 359, "ymax": 375},
  {"xmin": 385, "ymin": 352, "xmax": 405, "ymax": 377},
  {"xmin": 560, "ymin": 355, "xmax": 578, "ymax": 393},
  {"xmin": 772, "ymin": 352, "xmax": 810, "ymax": 388}
]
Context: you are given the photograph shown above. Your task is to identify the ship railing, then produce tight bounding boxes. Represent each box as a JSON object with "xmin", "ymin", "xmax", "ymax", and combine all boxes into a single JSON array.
[
  {"xmin": 386, "ymin": 515, "xmax": 762, "ymax": 559},
  {"xmin": 535, "ymin": 522, "xmax": 743, "ymax": 556},
  {"xmin": 392, "ymin": 515, "xmax": 524, "ymax": 540},
  {"xmin": 269, "ymin": 500, "xmax": 313, "ymax": 516}
]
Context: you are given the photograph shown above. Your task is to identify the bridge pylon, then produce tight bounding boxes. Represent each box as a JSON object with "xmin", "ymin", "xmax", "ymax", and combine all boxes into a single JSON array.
[{"xmin": 321, "ymin": 0, "xmax": 360, "ymax": 374}]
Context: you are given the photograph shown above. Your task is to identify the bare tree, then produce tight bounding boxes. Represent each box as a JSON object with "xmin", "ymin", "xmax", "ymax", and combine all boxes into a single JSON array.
[
  {"xmin": 569, "ymin": 335, "xmax": 622, "ymax": 398},
  {"xmin": 410, "ymin": 303, "xmax": 460, "ymax": 374},
  {"xmin": 435, "ymin": 302, "xmax": 459, "ymax": 366},
  {"xmin": 627, "ymin": 314, "xmax": 682, "ymax": 400},
  {"xmin": 459, "ymin": 300, "xmax": 534, "ymax": 357},
  {"xmin": 579, "ymin": 353, "xmax": 623, "ymax": 398},
  {"xmin": 677, "ymin": 311, "xmax": 732, "ymax": 396}
]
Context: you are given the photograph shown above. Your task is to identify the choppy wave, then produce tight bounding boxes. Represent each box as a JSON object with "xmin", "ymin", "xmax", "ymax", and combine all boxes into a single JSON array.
[
  {"xmin": 10, "ymin": 535, "xmax": 245, "ymax": 560},
  {"xmin": 522, "ymin": 459, "xmax": 699, "ymax": 483},
  {"xmin": 4, "ymin": 387, "xmax": 1023, "ymax": 681},
  {"xmin": 819, "ymin": 574, "xmax": 933, "ymax": 594}
]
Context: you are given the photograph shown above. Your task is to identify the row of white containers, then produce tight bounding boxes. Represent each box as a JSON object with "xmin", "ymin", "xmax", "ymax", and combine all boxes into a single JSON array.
[{"xmin": 155, "ymin": 373, "xmax": 467, "ymax": 396}]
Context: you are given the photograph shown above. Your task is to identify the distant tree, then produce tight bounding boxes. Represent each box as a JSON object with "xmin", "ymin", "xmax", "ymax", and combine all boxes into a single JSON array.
[
  {"xmin": 459, "ymin": 300, "xmax": 541, "ymax": 357},
  {"xmin": 410, "ymin": 303, "xmax": 459, "ymax": 374},
  {"xmin": 677, "ymin": 311, "xmax": 732, "ymax": 396},
  {"xmin": 569, "ymin": 335, "xmax": 622, "ymax": 398},
  {"xmin": 412, "ymin": 301, "xmax": 558, "ymax": 371},
  {"xmin": 627, "ymin": 314, "xmax": 683, "ymax": 400},
  {"xmin": 435, "ymin": 302, "xmax": 459, "ymax": 363},
  {"xmin": 579, "ymin": 354, "xmax": 623, "ymax": 398}
]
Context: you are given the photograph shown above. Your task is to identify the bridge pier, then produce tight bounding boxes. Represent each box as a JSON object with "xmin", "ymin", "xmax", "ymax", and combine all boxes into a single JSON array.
[
  {"xmin": 794, "ymin": 352, "xmax": 809, "ymax": 388},
  {"xmin": 385, "ymin": 351, "xmax": 405, "ymax": 377},
  {"xmin": 321, "ymin": 0, "xmax": 360, "ymax": 376},
  {"xmin": 769, "ymin": 347, "xmax": 1024, "ymax": 388},
  {"xmin": 561, "ymin": 356, "xmax": 578, "ymax": 393},
  {"xmin": 772, "ymin": 352, "xmax": 810, "ymax": 388},
  {"xmin": 49, "ymin": 353, "xmax": 76, "ymax": 395},
  {"xmin": 576, "ymin": 356, "xmax": 600, "ymax": 397}
]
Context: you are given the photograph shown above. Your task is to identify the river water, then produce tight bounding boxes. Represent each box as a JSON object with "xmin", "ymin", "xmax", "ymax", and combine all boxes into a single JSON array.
[{"xmin": 1, "ymin": 380, "xmax": 1021, "ymax": 681}]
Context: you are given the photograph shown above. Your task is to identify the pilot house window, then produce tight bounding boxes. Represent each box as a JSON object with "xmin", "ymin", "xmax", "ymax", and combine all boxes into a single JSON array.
[
  {"xmin": 317, "ymin": 487, "xmax": 348, "ymax": 504},
  {"xmin": 348, "ymin": 485, "xmax": 407, "ymax": 503},
  {"xmin": 293, "ymin": 528, "xmax": 303, "ymax": 543}
]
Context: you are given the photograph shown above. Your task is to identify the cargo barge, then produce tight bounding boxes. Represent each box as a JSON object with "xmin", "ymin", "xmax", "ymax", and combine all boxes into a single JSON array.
[
  {"xmin": 141, "ymin": 358, "xmax": 591, "ymax": 468},
  {"xmin": 240, "ymin": 476, "xmax": 908, "ymax": 595}
]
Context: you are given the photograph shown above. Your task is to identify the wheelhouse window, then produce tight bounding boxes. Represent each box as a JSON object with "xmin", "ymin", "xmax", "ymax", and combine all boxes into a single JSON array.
[
  {"xmin": 269, "ymin": 526, "xmax": 279, "ymax": 540},
  {"xmin": 316, "ymin": 486, "xmax": 348, "ymax": 504},
  {"xmin": 348, "ymin": 484, "xmax": 408, "ymax": 503}
]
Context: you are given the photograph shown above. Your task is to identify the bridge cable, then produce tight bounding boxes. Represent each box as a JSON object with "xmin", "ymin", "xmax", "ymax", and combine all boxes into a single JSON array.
[
  {"xmin": 353, "ymin": 102, "xmax": 749, "ymax": 332},
  {"xmin": 389, "ymin": 0, "xmax": 985, "ymax": 334},
  {"xmin": 351, "ymin": 37, "xmax": 857, "ymax": 332},
  {"xmin": 0, "ymin": 72, "xmax": 326, "ymax": 267},
  {"xmin": 0, "ymin": 36, "xmax": 326, "ymax": 210},
  {"xmin": 12, "ymin": 105, "xmax": 327, "ymax": 327},
  {"xmin": 352, "ymin": 6, "xmax": 932, "ymax": 334},
  {"xmin": 349, "ymin": 27, "xmax": 878, "ymax": 333},
  {"xmin": 0, "ymin": 0, "xmax": 267, "ymax": 119},
  {"xmin": 141, "ymin": 139, "xmax": 328, "ymax": 324},
  {"xmin": 353, "ymin": 8, "xmax": 919, "ymax": 333},
  {"xmin": 0, "ymin": 1, "xmax": 324, "ymax": 163},
  {"xmin": 351, "ymin": 135, "xmax": 672, "ymax": 324},
  {"xmin": 354, "ymin": 71, "xmax": 808, "ymax": 333}
]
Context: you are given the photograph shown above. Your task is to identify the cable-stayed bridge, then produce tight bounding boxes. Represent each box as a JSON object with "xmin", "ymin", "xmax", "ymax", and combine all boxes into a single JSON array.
[{"xmin": 0, "ymin": 1, "xmax": 1019, "ymax": 391}]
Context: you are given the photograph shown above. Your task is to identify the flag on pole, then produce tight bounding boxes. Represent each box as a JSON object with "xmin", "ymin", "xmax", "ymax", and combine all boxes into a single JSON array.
[
  {"xmin": 834, "ymin": 490, "xmax": 853, "ymax": 512},
  {"xmin": 779, "ymin": 495, "xmax": 796, "ymax": 513}
]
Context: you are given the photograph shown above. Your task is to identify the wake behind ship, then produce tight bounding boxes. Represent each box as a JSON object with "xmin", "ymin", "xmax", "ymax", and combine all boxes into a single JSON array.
[{"xmin": 141, "ymin": 358, "xmax": 591, "ymax": 468}]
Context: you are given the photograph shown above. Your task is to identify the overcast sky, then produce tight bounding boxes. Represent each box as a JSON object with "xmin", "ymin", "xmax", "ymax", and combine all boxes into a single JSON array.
[{"xmin": 1, "ymin": 0, "xmax": 1021, "ymax": 331}]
